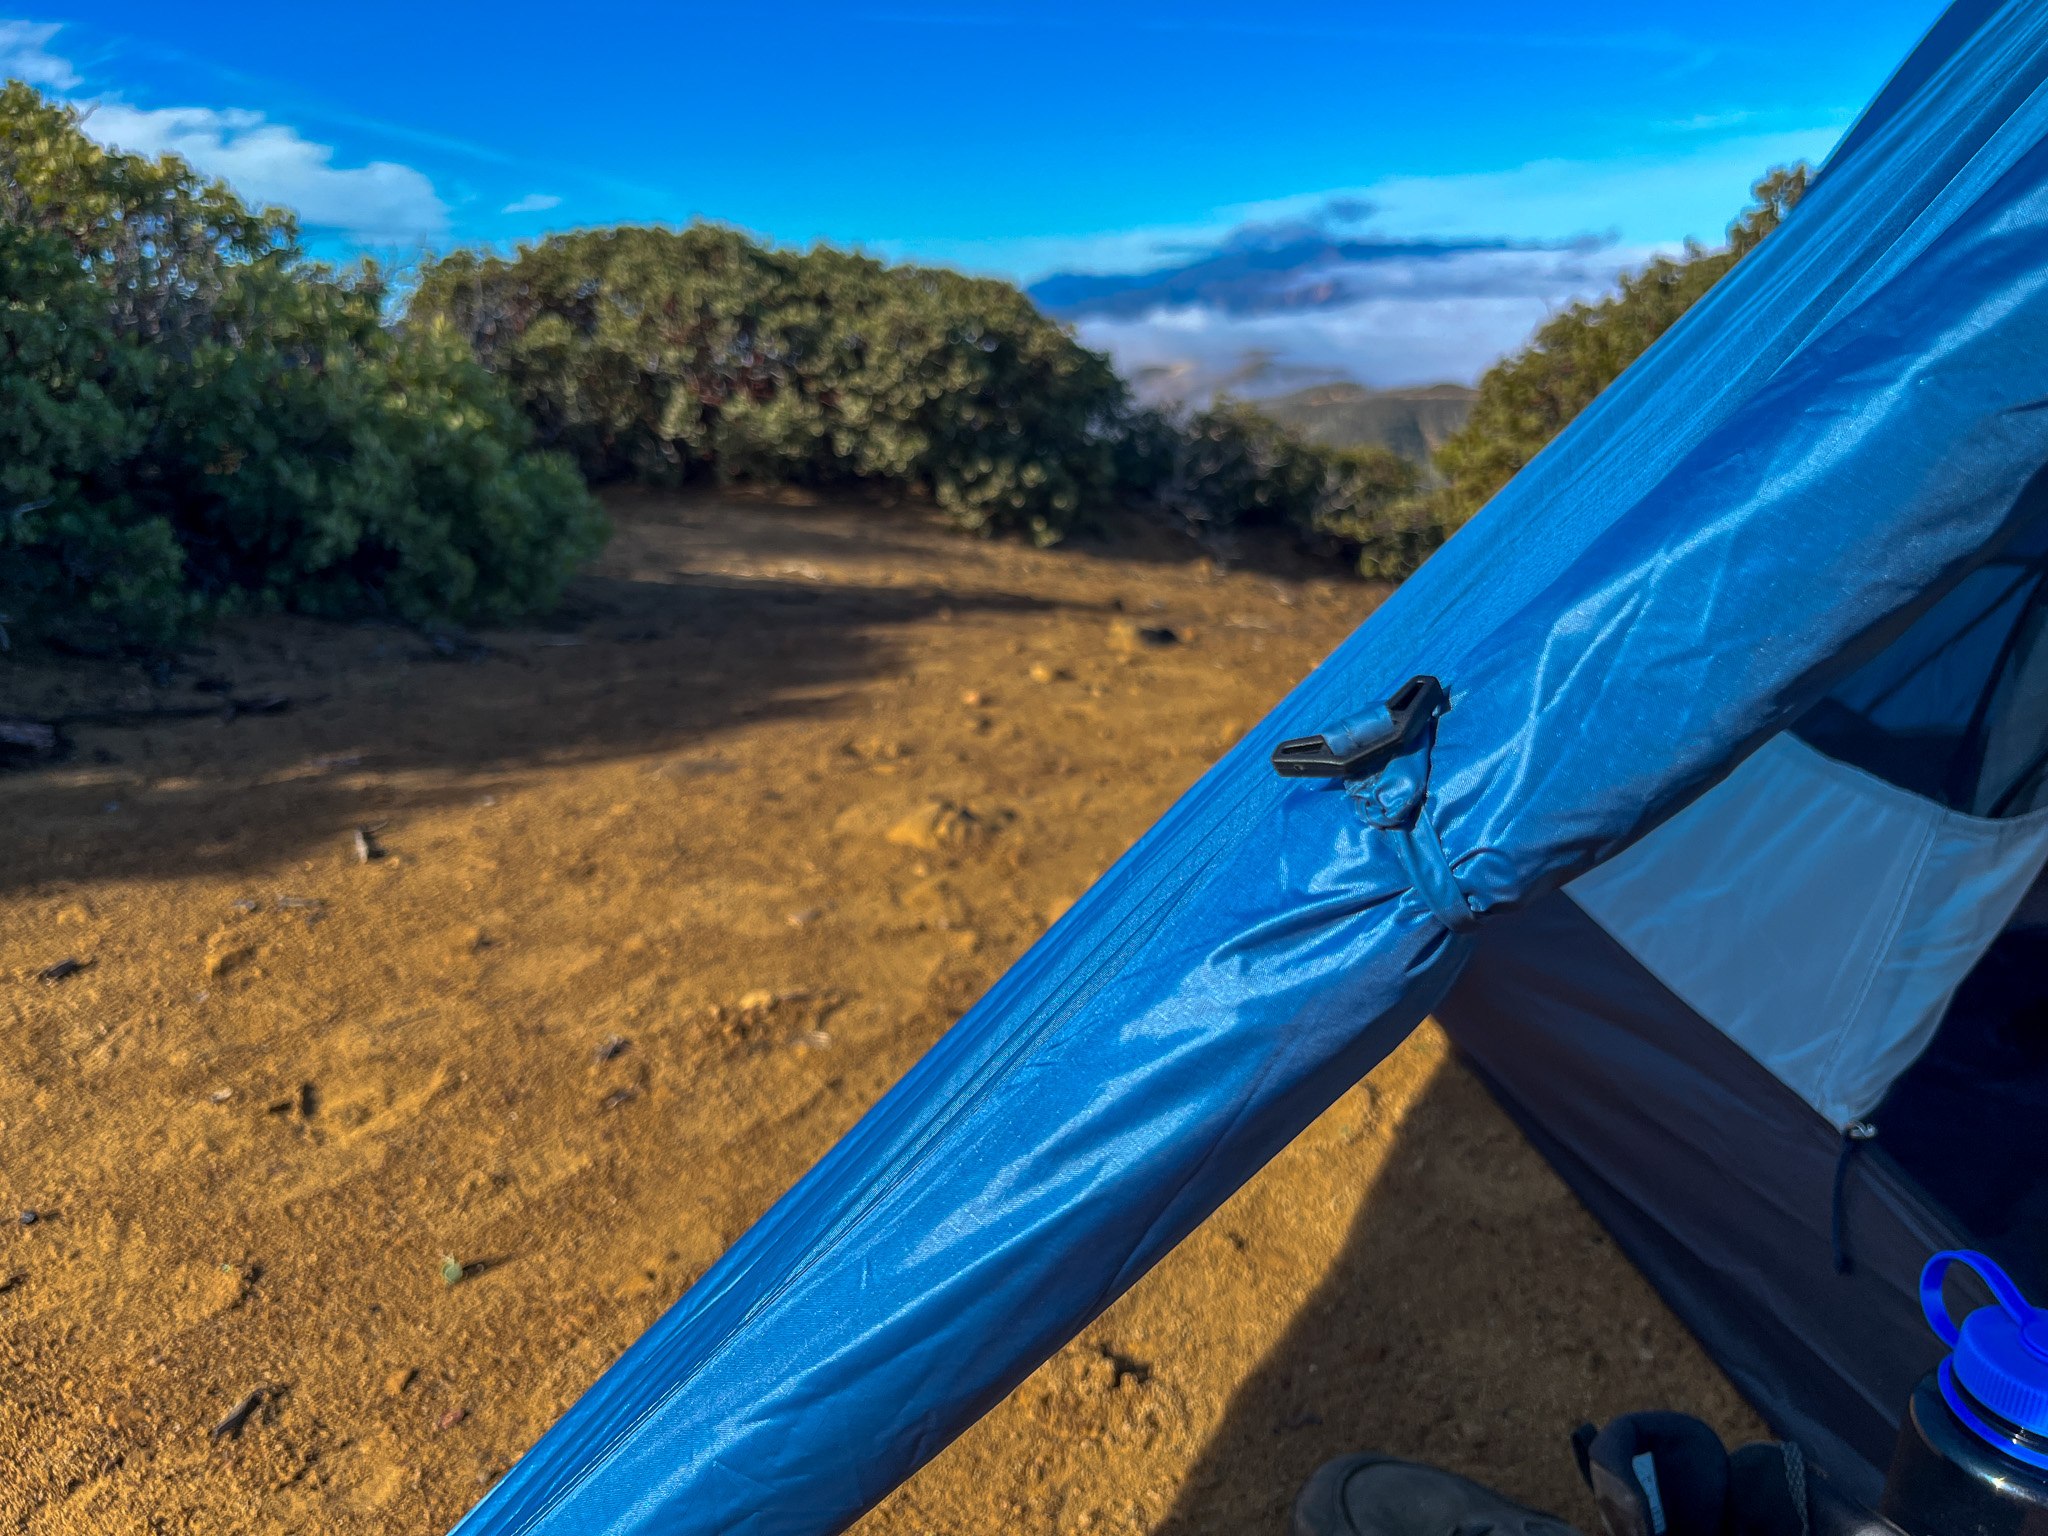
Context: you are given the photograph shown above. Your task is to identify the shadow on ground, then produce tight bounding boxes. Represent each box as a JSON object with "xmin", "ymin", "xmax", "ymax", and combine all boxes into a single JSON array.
[
  {"xmin": 1155, "ymin": 1055, "xmax": 1763, "ymax": 1535},
  {"xmin": 0, "ymin": 565, "xmax": 1070, "ymax": 899}
]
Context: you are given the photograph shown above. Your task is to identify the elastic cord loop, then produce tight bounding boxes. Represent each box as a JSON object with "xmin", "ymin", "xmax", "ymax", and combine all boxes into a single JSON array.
[
  {"xmin": 1347, "ymin": 714, "xmax": 1480, "ymax": 935},
  {"xmin": 1389, "ymin": 806, "xmax": 1480, "ymax": 933},
  {"xmin": 1831, "ymin": 1122, "xmax": 1875, "ymax": 1276}
]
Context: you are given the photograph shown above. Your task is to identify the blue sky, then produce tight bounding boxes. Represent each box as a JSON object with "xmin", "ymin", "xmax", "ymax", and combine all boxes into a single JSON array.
[{"xmin": 4, "ymin": 3, "xmax": 1952, "ymax": 392}]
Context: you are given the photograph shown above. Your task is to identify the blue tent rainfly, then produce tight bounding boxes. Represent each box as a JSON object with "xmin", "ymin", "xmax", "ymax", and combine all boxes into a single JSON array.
[{"xmin": 455, "ymin": 1, "xmax": 2048, "ymax": 1528}]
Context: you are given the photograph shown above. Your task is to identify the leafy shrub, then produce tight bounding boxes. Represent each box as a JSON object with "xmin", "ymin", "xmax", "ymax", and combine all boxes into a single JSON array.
[
  {"xmin": 1316, "ymin": 445, "xmax": 1439, "ymax": 580},
  {"xmin": 0, "ymin": 218, "xmax": 174, "ymax": 639},
  {"xmin": 0, "ymin": 81, "xmax": 604, "ymax": 649},
  {"xmin": 1156, "ymin": 400, "xmax": 1424, "ymax": 574},
  {"xmin": 410, "ymin": 226, "xmax": 1129, "ymax": 543}
]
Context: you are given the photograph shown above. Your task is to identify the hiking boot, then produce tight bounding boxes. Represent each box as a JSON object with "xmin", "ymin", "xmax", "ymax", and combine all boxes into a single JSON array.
[
  {"xmin": 1573, "ymin": 1411, "xmax": 1730, "ymax": 1536},
  {"xmin": 1293, "ymin": 1453, "xmax": 1585, "ymax": 1536},
  {"xmin": 1572, "ymin": 1411, "xmax": 1856, "ymax": 1536}
]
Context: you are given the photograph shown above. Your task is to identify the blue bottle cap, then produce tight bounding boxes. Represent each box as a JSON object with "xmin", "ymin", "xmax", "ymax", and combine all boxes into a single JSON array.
[{"xmin": 1922, "ymin": 1250, "xmax": 2048, "ymax": 1439}]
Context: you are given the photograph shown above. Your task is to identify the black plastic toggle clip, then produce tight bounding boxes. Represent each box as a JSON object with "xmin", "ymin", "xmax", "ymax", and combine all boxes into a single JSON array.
[{"xmin": 1270, "ymin": 675, "xmax": 1448, "ymax": 779}]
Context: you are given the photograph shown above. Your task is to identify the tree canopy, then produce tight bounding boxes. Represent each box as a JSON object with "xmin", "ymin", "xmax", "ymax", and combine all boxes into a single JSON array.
[
  {"xmin": 0, "ymin": 81, "xmax": 602, "ymax": 649},
  {"xmin": 410, "ymin": 227, "xmax": 1130, "ymax": 544},
  {"xmin": 0, "ymin": 68, "xmax": 1816, "ymax": 650}
]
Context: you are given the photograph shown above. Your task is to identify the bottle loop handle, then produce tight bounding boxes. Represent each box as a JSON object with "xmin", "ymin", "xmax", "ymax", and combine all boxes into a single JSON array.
[{"xmin": 1922, "ymin": 1249, "xmax": 2048, "ymax": 1358}]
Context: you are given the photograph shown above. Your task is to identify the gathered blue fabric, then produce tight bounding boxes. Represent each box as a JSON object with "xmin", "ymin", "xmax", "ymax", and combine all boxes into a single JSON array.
[
  {"xmin": 1347, "ymin": 713, "xmax": 1481, "ymax": 935},
  {"xmin": 453, "ymin": 7, "xmax": 2048, "ymax": 1533}
]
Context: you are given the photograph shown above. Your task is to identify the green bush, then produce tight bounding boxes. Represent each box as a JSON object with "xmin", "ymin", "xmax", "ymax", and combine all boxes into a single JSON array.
[
  {"xmin": 0, "ymin": 217, "xmax": 177, "ymax": 640},
  {"xmin": 0, "ymin": 81, "xmax": 604, "ymax": 649},
  {"xmin": 409, "ymin": 226, "xmax": 1129, "ymax": 544},
  {"xmin": 1316, "ymin": 445, "xmax": 1439, "ymax": 580},
  {"xmin": 1156, "ymin": 400, "xmax": 1424, "ymax": 574}
]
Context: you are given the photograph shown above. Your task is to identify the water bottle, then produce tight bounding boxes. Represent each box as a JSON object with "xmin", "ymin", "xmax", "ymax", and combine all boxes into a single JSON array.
[{"xmin": 1880, "ymin": 1250, "xmax": 2048, "ymax": 1536}]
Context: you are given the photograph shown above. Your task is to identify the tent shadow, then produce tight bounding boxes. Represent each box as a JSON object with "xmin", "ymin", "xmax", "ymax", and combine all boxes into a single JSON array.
[
  {"xmin": 1154, "ymin": 1045, "xmax": 1765, "ymax": 1536},
  {"xmin": 0, "ymin": 554, "xmax": 1067, "ymax": 899}
]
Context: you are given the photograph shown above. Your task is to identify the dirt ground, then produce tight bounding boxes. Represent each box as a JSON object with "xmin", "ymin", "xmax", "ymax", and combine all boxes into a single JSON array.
[{"xmin": 0, "ymin": 489, "xmax": 1762, "ymax": 1535}]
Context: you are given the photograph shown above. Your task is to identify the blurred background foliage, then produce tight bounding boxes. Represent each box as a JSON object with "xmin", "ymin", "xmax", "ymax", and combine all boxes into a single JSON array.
[
  {"xmin": 0, "ymin": 73, "xmax": 1807, "ymax": 649},
  {"xmin": 0, "ymin": 82, "xmax": 602, "ymax": 649},
  {"xmin": 408, "ymin": 228, "xmax": 1128, "ymax": 546}
]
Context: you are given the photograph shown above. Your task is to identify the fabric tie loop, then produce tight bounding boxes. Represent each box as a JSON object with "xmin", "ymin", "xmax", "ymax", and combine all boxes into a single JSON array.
[{"xmin": 1346, "ymin": 714, "xmax": 1480, "ymax": 935}]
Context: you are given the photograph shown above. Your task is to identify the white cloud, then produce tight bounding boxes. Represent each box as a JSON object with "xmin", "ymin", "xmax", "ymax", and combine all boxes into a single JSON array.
[
  {"xmin": 1074, "ymin": 244, "xmax": 1662, "ymax": 401},
  {"xmin": 896, "ymin": 127, "xmax": 1844, "ymax": 283},
  {"xmin": 909, "ymin": 127, "xmax": 1848, "ymax": 399},
  {"xmin": 0, "ymin": 22, "xmax": 448, "ymax": 243},
  {"xmin": 502, "ymin": 192, "xmax": 561, "ymax": 214},
  {"xmin": 83, "ymin": 100, "xmax": 449, "ymax": 242},
  {"xmin": 0, "ymin": 20, "xmax": 79, "ymax": 89}
]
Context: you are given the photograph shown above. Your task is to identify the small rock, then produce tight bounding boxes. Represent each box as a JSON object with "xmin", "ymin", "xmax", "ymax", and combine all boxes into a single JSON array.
[
  {"xmin": 439, "ymin": 1254, "xmax": 464, "ymax": 1286},
  {"xmin": 1028, "ymin": 663, "xmax": 1068, "ymax": 684},
  {"xmin": 438, "ymin": 1406, "xmax": 467, "ymax": 1431},
  {"xmin": 737, "ymin": 989, "xmax": 776, "ymax": 1012},
  {"xmin": 592, "ymin": 1034, "xmax": 629, "ymax": 1063},
  {"xmin": 353, "ymin": 827, "xmax": 383, "ymax": 863},
  {"xmin": 1107, "ymin": 618, "xmax": 1179, "ymax": 652},
  {"xmin": 384, "ymin": 1367, "xmax": 416, "ymax": 1397},
  {"xmin": 17, "ymin": 1209, "xmax": 36, "ymax": 1227},
  {"xmin": 37, "ymin": 958, "xmax": 85, "ymax": 983},
  {"xmin": 886, "ymin": 801, "xmax": 992, "ymax": 851},
  {"xmin": 207, "ymin": 1088, "xmax": 234, "ymax": 1104},
  {"xmin": 785, "ymin": 908, "xmax": 822, "ymax": 928},
  {"xmin": 960, "ymin": 689, "xmax": 985, "ymax": 707},
  {"xmin": 600, "ymin": 1086, "xmax": 638, "ymax": 1111},
  {"xmin": 886, "ymin": 805, "xmax": 944, "ymax": 850},
  {"xmin": 847, "ymin": 737, "xmax": 909, "ymax": 762},
  {"xmin": 207, "ymin": 944, "xmax": 258, "ymax": 980},
  {"xmin": 211, "ymin": 1386, "xmax": 267, "ymax": 1439}
]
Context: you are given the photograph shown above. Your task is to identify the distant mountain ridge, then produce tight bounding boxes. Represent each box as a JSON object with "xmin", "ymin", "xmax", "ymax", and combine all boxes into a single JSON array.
[
  {"xmin": 1027, "ymin": 234, "xmax": 1545, "ymax": 320},
  {"xmin": 1258, "ymin": 381, "xmax": 1476, "ymax": 467}
]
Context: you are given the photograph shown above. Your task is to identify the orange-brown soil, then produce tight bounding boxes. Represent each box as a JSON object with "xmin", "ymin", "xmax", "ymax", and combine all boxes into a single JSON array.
[{"xmin": 0, "ymin": 489, "xmax": 1761, "ymax": 1535}]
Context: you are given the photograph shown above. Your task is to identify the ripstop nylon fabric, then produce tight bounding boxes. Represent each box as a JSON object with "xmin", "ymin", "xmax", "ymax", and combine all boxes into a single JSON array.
[
  {"xmin": 454, "ymin": 7, "xmax": 2048, "ymax": 1531},
  {"xmin": 1566, "ymin": 732, "xmax": 2048, "ymax": 1127}
]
